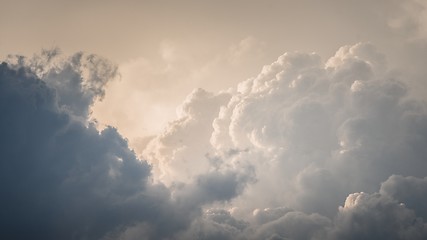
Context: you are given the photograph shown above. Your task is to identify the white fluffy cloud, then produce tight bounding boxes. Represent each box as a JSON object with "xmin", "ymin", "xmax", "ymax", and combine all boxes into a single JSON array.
[
  {"xmin": 90, "ymin": 37, "xmax": 267, "ymax": 149},
  {"xmin": 141, "ymin": 42, "xmax": 427, "ymax": 239}
]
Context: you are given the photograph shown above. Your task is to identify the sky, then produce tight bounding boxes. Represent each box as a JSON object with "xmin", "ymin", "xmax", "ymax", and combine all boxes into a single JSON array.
[{"xmin": 1, "ymin": 0, "xmax": 427, "ymax": 239}]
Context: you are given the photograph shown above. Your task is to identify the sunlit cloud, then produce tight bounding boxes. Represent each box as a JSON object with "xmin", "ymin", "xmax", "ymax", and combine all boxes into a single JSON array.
[{"xmin": 2, "ymin": 0, "xmax": 427, "ymax": 239}]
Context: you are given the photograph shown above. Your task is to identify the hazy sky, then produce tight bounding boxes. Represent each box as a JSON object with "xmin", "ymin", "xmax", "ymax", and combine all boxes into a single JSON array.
[
  {"xmin": 2, "ymin": 0, "xmax": 427, "ymax": 239},
  {"xmin": 2, "ymin": 0, "xmax": 427, "ymax": 141},
  {"xmin": 1, "ymin": 0, "xmax": 403, "ymax": 61}
]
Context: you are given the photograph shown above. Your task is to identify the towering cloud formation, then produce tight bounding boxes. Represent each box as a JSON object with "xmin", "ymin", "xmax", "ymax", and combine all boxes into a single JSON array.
[
  {"xmin": 144, "ymin": 43, "xmax": 427, "ymax": 239},
  {"xmin": 2, "ymin": 42, "xmax": 427, "ymax": 239}
]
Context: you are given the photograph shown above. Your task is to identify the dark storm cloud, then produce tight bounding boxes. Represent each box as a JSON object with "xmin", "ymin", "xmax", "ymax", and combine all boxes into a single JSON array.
[
  {"xmin": 0, "ymin": 60, "xmax": 246, "ymax": 240},
  {"xmin": 0, "ymin": 62, "xmax": 155, "ymax": 239},
  {"xmin": 6, "ymin": 49, "xmax": 118, "ymax": 119}
]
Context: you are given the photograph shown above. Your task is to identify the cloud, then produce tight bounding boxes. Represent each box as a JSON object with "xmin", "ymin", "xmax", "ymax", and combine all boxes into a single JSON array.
[
  {"xmin": 2, "ymin": 0, "xmax": 427, "ymax": 238},
  {"xmin": 140, "ymin": 42, "xmax": 427, "ymax": 239},
  {"xmin": 0, "ymin": 60, "xmax": 174, "ymax": 239},
  {"xmin": 380, "ymin": 175, "xmax": 427, "ymax": 220},
  {"xmin": 5, "ymin": 49, "xmax": 118, "ymax": 120},
  {"xmin": 176, "ymin": 190, "xmax": 427, "ymax": 240},
  {"xmin": 2, "ymin": 38, "xmax": 427, "ymax": 239},
  {"xmin": 90, "ymin": 37, "xmax": 267, "ymax": 149},
  {"xmin": 175, "ymin": 209, "xmax": 248, "ymax": 240},
  {"xmin": 330, "ymin": 192, "xmax": 427, "ymax": 240},
  {"xmin": 143, "ymin": 88, "xmax": 234, "ymax": 184},
  {"xmin": 0, "ymin": 58, "xmax": 246, "ymax": 239}
]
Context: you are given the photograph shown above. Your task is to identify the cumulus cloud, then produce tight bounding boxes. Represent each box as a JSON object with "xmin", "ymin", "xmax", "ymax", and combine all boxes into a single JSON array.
[
  {"xmin": 3, "ymin": 39, "xmax": 427, "ymax": 239},
  {"xmin": 5, "ymin": 49, "xmax": 118, "ymax": 119},
  {"xmin": 140, "ymin": 42, "xmax": 427, "ymax": 239},
  {"xmin": 330, "ymin": 192, "xmax": 427, "ymax": 240},
  {"xmin": 0, "ymin": 57, "xmax": 246, "ymax": 239},
  {"xmin": 380, "ymin": 175, "xmax": 427, "ymax": 220},
  {"xmin": 143, "ymin": 88, "xmax": 233, "ymax": 184},
  {"xmin": 90, "ymin": 37, "xmax": 267, "ymax": 150},
  {"xmin": 0, "ymin": 61, "xmax": 154, "ymax": 239}
]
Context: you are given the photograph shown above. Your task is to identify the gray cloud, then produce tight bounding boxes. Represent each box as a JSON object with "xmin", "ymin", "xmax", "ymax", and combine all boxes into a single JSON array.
[
  {"xmin": 177, "ymin": 190, "xmax": 427, "ymax": 240},
  {"xmin": 329, "ymin": 192, "xmax": 427, "ymax": 240},
  {"xmin": 6, "ymin": 49, "xmax": 118, "ymax": 119},
  {"xmin": 380, "ymin": 175, "xmax": 427, "ymax": 220},
  {"xmin": 0, "ymin": 61, "xmax": 166, "ymax": 239},
  {"xmin": 0, "ymin": 59, "xmax": 246, "ymax": 239}
]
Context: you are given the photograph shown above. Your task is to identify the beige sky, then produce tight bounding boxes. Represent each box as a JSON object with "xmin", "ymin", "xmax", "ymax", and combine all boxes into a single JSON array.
[
  {"xmin": 1, "ymin": 0, "xmax": 426, "ymax": 150},
  {"xmin": 1, "ymin": 0, "xmax": 409, "ymax": 62}
]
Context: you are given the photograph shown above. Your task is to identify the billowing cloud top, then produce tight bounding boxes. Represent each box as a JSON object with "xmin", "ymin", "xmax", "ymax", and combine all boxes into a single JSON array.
[
  {"xmin": 2, "ymin": 42, "xmax": 427, "ymax": 239},
  {"xmin": 144, "ymin": 43, "xmax": 427, "ymax": 239}
]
